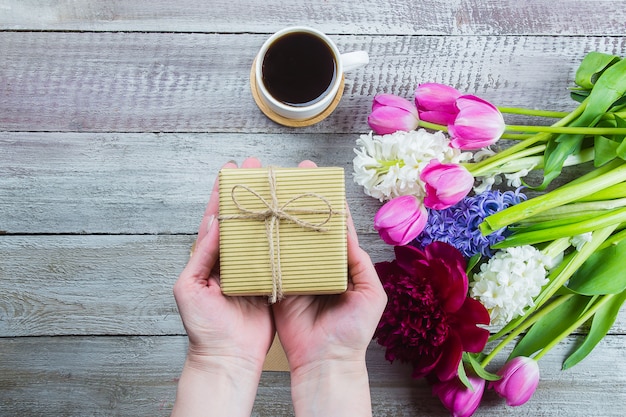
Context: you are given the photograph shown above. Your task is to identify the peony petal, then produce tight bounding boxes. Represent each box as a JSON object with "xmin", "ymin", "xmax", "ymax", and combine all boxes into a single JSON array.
[
  {"xmin": 435, "ymin": 333, "xmax": 464, "ymax": 381},
  {"xmin": 412, "ymin": 351, "xmax": 442, "ymax": 379},
  {"xmin": 457, "ymin": 297, "xmax": 491, "ymax": 325},
  {"xmin": 394, "ymin": 245, "xmax": 427, "ymax": 275}
]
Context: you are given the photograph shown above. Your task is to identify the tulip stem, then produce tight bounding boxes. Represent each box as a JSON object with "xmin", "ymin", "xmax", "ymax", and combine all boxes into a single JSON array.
[
  {"xmin": 506, "ymin": 124, "xmax": 626, "ymax": 135},
  {"xmin": 498, "ymin": 107, "xmax": 570, "ymax": 118},
  {"xmin": 533, "ymin": 294, "xmax": 615, "ymax": 361},
  {"xmin": 417, "ymin": 120, "xmax": 447, "ymax": 131},
  {"xmin": 481, "ymin": 295, "xmax": 573, "ymax": 368}
]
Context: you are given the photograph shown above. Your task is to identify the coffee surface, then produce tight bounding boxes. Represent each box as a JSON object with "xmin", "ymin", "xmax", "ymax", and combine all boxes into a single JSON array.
[{"xmin": 262, "ymin": 32, "xmax": 336, "ymax": 107}]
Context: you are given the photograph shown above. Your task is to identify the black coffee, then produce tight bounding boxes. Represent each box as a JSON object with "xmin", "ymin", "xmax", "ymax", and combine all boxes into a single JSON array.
[{"xmin": 261, "ymin": 32, "xmax": 337, "ymax": 107}]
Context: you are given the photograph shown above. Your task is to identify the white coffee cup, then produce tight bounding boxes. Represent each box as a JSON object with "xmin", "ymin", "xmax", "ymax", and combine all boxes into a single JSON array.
[{"xmin": 254, "ymin": 26, "xmax": 369, "ymax": 121}]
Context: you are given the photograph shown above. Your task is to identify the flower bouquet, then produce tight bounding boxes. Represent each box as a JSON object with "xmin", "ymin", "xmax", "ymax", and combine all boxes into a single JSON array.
[{"xmin": 354, "ymin": 51, "xmax": 626, "ymax": 416}]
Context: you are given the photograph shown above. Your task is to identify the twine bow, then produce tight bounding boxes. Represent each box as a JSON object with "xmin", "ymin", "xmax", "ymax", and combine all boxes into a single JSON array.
[{"xmin": 219, "ymin": 167, "xmax": 339, "ymax": 303}]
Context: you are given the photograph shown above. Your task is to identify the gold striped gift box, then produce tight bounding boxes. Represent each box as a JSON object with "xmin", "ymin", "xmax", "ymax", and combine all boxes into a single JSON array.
[{"xmin": 218, "ymin": 166, "xmax": 347, "ymax": 302}]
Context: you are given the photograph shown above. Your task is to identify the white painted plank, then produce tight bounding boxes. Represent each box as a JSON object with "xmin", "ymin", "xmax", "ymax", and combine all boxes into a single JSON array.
[
  {"xmin": 0, "ymin": 131, "xmax": 596, "ymax": 235},
  {"xmin": 0, "ymin": 132, "xmax": 381, "ymax": 234},
  {"xmin": 1, "ymin": 33, "xmax": 624, "ymax": 132},
  {"xmin": 0, "ymin": 0, "xmax": 624, "ymax": 35},
  {"xmin": 1, "ymin": 234, "xmax": 624, "ymax": 336},
  {"xmin": 0, "ymin": 336, "xmax": 623, "ymax": 416}
]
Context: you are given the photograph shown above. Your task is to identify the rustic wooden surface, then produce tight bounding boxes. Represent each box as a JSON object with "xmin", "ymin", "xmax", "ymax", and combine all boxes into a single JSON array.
[{"xmin": 1, "ymin": 1, "xmax": 625, "ymax": 416}]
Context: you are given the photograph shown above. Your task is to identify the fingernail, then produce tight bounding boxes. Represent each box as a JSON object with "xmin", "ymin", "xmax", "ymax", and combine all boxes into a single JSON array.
[{"xmin": 206, "ymin": 215, "xmax": 215, "ymax": 232}]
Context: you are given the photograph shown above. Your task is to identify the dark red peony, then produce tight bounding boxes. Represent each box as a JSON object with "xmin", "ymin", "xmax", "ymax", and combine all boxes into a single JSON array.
[{"xmin": 374, "ymin": 242, "xmax": 490, "ymax": 381}]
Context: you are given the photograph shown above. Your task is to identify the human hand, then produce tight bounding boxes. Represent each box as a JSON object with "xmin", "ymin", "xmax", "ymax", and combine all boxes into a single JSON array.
[
  {"xmin": 171, "ymin": 157, "xmax": 274, "ymax": 417},
  {"xmin": 272, "ymin": 160, "xmax": 388, "ymax": 417}
]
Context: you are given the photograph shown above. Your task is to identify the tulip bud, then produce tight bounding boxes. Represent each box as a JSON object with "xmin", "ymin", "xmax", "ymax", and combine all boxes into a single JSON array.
[
  {"xmin": 414, "ymin": 82, "xmax": 462, "ymax": 125},
  {"xmin": 368, "ymin": 94, "xmax": 419, "ymax": 134},
  {"xmin": 420, "ymin": 160, "xmax": 474, "ymax": 210},
  {"xmin": 448, "ymin": 95, "xmax": 505, "ymax": 150},
  {"xmin": 432, "ymin": 372, "xmax": 485, "ymax": 417},
  {"xmin": 490, "ymin": 356, "xmax": 540, "ymax": 407},
  {"xmin": 374, "ymin": 195, "xmax": 428, "ymax": 246}
]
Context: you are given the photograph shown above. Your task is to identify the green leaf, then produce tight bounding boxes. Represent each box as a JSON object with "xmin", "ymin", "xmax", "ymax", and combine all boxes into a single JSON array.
[
  {"xmin": 583, "ymin": 57, "xmax": 626, "ymax": 120},
  {"xmin": 466, "ymin": 253, "xmax": 482, "ymax": 274},
  {"xmin": 464, "ymin": 353, "xmax": 501, "ymax": 382},
  {"xmin": 563, "ymin": 290, "xmax": 626, "ymax": 369},
  {"xmin": 456, "ymin": 359, "xmax": 473, "ymax": 390},
  {"xmin": 594, "ymin": 135, "xmax": 620, "ymax": 166},
  {"xmin": 575, "ymin": 52, "xmax": 621, "ymax": 90},
  {"xmin": 509, "ymin": 295, "xmax": 590, "ymax": 359},
  {"xmin": 567, "ymin": 238, "xmax": 626, "ymax": 295},
  {"xmin": 541, "ymin": 58, "xmax": 626, "ymax": 189},
  {"xmin": 537, "ymin": 134, "xmax": 585, "ymax": 190}
]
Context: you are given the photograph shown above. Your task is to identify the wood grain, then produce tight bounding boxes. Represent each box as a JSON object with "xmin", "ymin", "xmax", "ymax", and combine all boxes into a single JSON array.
[
  {"xmin": 1, "ymin": 0, "xmax": 625, "ymax": 35},
  {"xmin": 1, "ymin": 1, "xmax": 625, "ymax": 416},
  {"xmin": 0, "ymin": 336, "xmax": 623, "ymax": 417},
  {"xmin": 1, "ymin": 33, "xmax": 624, "ymax": 133},
  {"xmin": 1, "ymin": 234, "xmax": 624, "ymax": 337}
]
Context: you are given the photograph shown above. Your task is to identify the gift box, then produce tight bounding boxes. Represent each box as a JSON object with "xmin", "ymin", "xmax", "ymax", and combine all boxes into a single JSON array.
[{"xmin": 218, "ymin": 166, "xmax": 347, "ymax": 302}]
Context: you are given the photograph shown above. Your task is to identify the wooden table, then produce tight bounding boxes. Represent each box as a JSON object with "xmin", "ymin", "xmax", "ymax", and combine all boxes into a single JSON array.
[{"xmin": 1, "ymin": 1, "xmax": 625, "ymax": 416}]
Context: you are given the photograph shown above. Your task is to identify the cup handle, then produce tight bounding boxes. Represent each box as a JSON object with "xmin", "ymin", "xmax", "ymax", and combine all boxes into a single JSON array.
[{"xmin": 340, "ymin": 51, "xmax": 369, "ymax": 72}]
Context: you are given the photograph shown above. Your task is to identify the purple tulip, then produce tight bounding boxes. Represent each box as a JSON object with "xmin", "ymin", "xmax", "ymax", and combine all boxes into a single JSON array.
[
  {"xmin": 414, "ymin": 82, "xmax": 462, "ymax": 125},
  {"xmin": 448, "ymin": 95, "xmax": 505, "ymax": 150},
  {"xmin": 432, "ymin": 372, "xmax": 486, "ymax": 417},
  {"xmin": 368, "ymin": 94, "xmax": 419, "ymax": 134},
  {"xmin": 490, "ymin": 356, "xmax": 540, "ymax": 407},
  {"xmin": 374, "ymin": 195, "xmax": 428, "ymax": 246},
  {"xmin": 420, "ymin": 160, "xmax": 474, "ymax": 210}
]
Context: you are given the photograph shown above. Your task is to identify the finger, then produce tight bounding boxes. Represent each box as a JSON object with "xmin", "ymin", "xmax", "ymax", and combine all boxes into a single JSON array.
[
  {"xmin": 182, "ymin": 214, "xmax": 220, "ymax": 285},
  {"xmin": 346, "ymin": 205, "xmax": 383, "ymax": 293},
  {"xmin": 298, "ymin": 159, "xmax": 317, "ymax": 168},
  {"xmin": 197, "ymin": 160, "xmax": 237, "ymax": 243},
  {"xmin": 241, "ymin": 157, "xmax": 262, "ymax": 168}
]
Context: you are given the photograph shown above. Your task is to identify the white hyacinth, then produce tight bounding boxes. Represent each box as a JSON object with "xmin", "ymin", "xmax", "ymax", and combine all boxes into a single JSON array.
[
  {"xmin": 352, "ymin": 129, "xmax": 471, "ymax": 201},
  {"xmin": 470, "ymin": 245, "xmax": 551, "ymax": 326}
]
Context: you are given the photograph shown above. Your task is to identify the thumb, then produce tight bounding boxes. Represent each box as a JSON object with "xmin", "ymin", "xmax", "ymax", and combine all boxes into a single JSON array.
[{"xmin": 182, "ymin": 215, "xmax": 220, "ymax": 285}]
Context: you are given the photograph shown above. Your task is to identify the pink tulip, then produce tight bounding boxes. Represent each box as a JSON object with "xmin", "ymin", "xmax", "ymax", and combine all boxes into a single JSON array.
[
  {"xmin": 448, "ymin": 95, "xmax": 505, "ymax": 150},
  {"xmin": 374, "ymin": 195, "xmax": 428, "ymax": 246},
  {"xmin": 368, "ymin": 94, "xmax": 419, "ymax": 134},
  {"xmin": 414, "ymin": 82, "xmax": 462, "ymax": 125},
  {"xmin": 490, "ymin": 356, "xmax": 540, "ymax": 407},
  {"xmin": 420, "ymin": 160, "xmax": 474, "ymax": 210},
  {"xmin": 432, "ymin": 372, "xmax": 485, "ymax": 417}
]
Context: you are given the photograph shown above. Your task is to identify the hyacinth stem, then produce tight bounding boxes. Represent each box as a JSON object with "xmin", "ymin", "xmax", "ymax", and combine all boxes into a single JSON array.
[
  {"xmin": 481, "ymin": 294, "xmax": 573, "ymax": 367},
  {"xmin": 577, "ymin": 182, "xmax": 626, "ymax": 201},
  {"xmin": 493, "ymin": 207, "xmax": 626, "ymax": 248},
  {"xmin": 481, "ymin": 163, "xmax": 626, "ymax": 234},
  {"xmin": 497, "ymin": 107, "xmax": 570, "ymax": 118},
  {"xmin": 517, "ymin": 198, "xmax": 626, "ymax": 224},
  {"xmin": 533, "ymin": 294, "xmax": 615, "ymax": 361}
]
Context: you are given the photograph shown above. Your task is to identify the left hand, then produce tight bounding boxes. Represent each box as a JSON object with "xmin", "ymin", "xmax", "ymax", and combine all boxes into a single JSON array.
[{"xmin": 173, "ymin": 157, "xmax": 275, "ymax": 372}]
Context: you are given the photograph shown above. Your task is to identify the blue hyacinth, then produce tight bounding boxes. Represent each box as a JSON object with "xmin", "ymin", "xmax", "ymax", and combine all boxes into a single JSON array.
[{"xmin": 414, "ymin": 189, "xmax": 527, "ymax": 258}]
